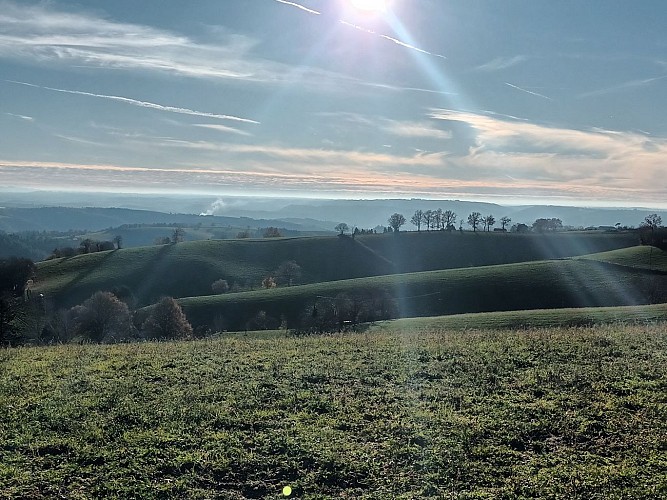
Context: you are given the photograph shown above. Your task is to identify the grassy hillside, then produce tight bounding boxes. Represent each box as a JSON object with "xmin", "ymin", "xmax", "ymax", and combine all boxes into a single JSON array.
[
  {"xmin": 2, "ymin": 324, "xmax": 665, "ymax": 498},
  {"xmin": 357, "ymin": 230, "xmax": 639, "ymax": 273},
  {"xmin": 577, "ymin": 245, "xmax": 667, "ymax": 272},
  {"xmin": 34, "ymin": 236, "xmax": 394, "ymax": 309},
  {"xmin": 173, "ymin": 257, "xmax": 667, "ymax": 332},
  {"xmin": 82, "ymin": 224, "xmax": 327, "ymax": 248},
  {"xmin": 377, "ymin": 303, "xmax": 667, "ymax": 332},
  {"xmin": 34, "ymin": 232, "xmax": 641, "ymax": 310}
]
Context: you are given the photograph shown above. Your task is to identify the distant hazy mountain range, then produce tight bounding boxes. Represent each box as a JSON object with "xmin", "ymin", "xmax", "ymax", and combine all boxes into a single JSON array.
[{"xmin": 0, "ymin": 190, "xmax": 665, "ymax": 233}]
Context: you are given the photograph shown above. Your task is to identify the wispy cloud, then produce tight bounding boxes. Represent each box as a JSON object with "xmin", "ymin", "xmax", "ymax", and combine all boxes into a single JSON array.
[
  {"xmin": 379, "ymin": 119, "xmax": 452, "ymax": 140},
  {"xmin": 154, "ymin": 139, "xmax": 446, "ymax": 169},
  {"xmin": 429, "ymin": 108, "xmax": 667, "ymax": 196},
  {"xmin": 578, "ymin": 74, "xmax": 667, "ymax": 98},
  {"xmin": 0, "ymin": 1, "xmax": 340, "ymax": 86},
  {"xmin": 476, "ymin": 55, "xmax": 527, "ymax": 72},
  {"xmin": 504, "ymin": 82, "xmax": 553, "ymax": 101},
  {"xmin": 193, "ymin": 124, "xmax": 253, "ymax": 137},
  {"xmin": 7, "ymin": 80, "xmax": 260, "ymax": 124},
  {"xmin": 272, "ymin": 0, "xmax": 320, "ymax": 15},
  {"xmin": 3, "ymin": 112, "xmax": 33, "ymax": 121}
]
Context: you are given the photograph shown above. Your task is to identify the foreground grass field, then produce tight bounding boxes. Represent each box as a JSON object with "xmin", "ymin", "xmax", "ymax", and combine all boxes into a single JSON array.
[{"xmin": 1, "ymin": 323, "xmax": 665, "ymax": 498}]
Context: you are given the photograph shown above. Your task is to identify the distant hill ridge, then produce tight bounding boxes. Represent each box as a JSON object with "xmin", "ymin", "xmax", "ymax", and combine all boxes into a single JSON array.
[{"xmin": 0, "ymin": 206, "xmax": 327, "ymax": 233}]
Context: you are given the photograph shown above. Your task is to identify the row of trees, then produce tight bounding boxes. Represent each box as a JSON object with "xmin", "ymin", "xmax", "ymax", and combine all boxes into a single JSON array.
[
  {"xmin": 39, "ymin": 292, "xmax": 193, "ymax": 344},
  {"xmin": 49, "ymin": 236, "xmax": 123, "ymax": 259}
]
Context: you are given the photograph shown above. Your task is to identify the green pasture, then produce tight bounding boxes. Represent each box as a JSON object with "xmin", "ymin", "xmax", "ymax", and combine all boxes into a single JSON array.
[
  {"xmin": 1, "ymin": 324, "xmax": 665, "ymax": 498},
  {"xmin": 175, "ymin": 257, "xmax": 667, "ymax": 331},
  {"xmin": 33, "ymin": 232, "xmax": 641, "ymax": 310}
]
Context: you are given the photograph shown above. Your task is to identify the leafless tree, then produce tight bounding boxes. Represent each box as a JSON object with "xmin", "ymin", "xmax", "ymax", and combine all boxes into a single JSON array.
[
  {"xmin": 411, "ymin": 210, "xmax": 424, "ymax": 231},
  {"xmin": 500, "ymin": 216, "xmax": 512, "ymax": 230},
  {"xmin": 467, "ymin": 212, "xmax": 482, "ymax": 232}
]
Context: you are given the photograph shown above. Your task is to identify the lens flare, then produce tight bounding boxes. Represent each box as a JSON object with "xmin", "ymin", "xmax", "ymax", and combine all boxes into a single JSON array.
[{"xmin": 350, "ymin": 0, "xmax": 387, "ymax": 13}]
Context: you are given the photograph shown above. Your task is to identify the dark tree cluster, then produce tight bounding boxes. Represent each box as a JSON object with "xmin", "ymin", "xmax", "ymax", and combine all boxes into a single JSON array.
[
  {"xmin": 0, "ymin": 258, "xmax": 36, "ymax": 345},
  {"xmin": 411, "ymin": 209, "xmax": 458, "ymax": 232},
  {"xmin": 49, "ymin": 237, "xmax": 120, "ymax": 259},
  {"xmin": 39, "ymin": 291, "xmax": 194, "ymax": 345},
  {"xmin": 532, "ymin": 218, "xmax": 564, "ymax": 233},
  {"xmin": 295, "ymin": 289, "xmax": 398, "ymax": 335}
]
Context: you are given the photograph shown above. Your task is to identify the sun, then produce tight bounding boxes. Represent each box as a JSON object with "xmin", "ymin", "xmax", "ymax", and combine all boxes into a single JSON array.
[{"xmin": 349, "ymin": 0, "xmax": 388, "ymax": 13}]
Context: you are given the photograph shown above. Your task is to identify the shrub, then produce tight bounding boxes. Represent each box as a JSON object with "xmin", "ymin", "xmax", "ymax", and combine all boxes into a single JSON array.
[
  {"xmin": 68, "ymin": 291, "xmax": 133, "ymax": 343},
  {"xmin": 142, "ymin": 297, "xmax": 193, "ymax": 340},
  {"xmin": 211, "ymin": 279, "xmax": 230, "ymax": 294}
]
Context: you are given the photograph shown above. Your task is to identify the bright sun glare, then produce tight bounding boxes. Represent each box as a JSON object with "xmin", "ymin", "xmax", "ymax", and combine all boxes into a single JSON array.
[{"xmin": 349, "ymin": 0, "xmax": 387, "ymax": 13}]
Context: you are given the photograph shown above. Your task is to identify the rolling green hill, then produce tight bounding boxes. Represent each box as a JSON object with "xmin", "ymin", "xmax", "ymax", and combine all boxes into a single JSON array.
[
  {"xmin": 169, "ymin": 256, "xmax": 667, "ymax": 332},
  {"xmin": 576, "ymin": 245, "xmax": 667, "ymax": 272},
  {"xmin": 357, "ymin": 230, "xmax": 639, "ymax": 273},
  {"xmin": 34, "ymin": 232, "xmax": 642, "ymax": 311},
  {"xmin": 34, "ymin": 236, "xmax": 394, "ymax": 309},
  {"xmin": 377, "ymin": 303, "xmax": 667, "ymax": 332}
]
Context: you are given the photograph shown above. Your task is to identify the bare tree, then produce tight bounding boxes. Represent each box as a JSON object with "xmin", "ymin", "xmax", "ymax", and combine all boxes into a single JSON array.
[
  {"xmin": 482, "ymin": 214, "xmax": 496, "ymax": 232},
  {"xmin": 443, "ymin": 210, "xmax": 457, "ymax": 231},
  {"xmin": 642, "ymin": 214, "xmax": 662, "ymax": 229},
  {"xmin": 411, "ymin": 210, "xmax": 424, "ymax": 231},
  {"xmin": 388, "ymin": 213, "xmax": 407, "ymax": 232},
  {"xmin": 172, "ymin": 227, "xmax": 185, "ymax": 243},
  {"xmin": 274, "ymin": 260, "xmax": 302, "ymax": 286},
  {"xmin": 112, "ymin": 235, "xmax": 123, "ymax": 249},
  {"xmin": 500, "ymin": 216, "xmax": 512, "ymax": 231},
  {"xmin": 433, "ymin": 208, "xmax": 443, "ymax": 230},
  {"xmin": 467, "ymin": 212, "xmax": 482, "ymax": 232},
  {"xmin": 422, "ymin": 210, "xmax": 433, "ymax": 231},
  {"xmin": 142, "ymin": 297, "xmax": 193, "ymax": 340},
  {"xmin": 335, "ymin": 222, "xmax": 349, "ymax": 235}
]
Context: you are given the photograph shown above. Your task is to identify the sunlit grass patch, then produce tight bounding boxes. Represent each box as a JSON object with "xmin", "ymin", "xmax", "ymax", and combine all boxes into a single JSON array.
[{"xmin": 1, "ymin": 324, "xmax": 666, "ymax": 497}]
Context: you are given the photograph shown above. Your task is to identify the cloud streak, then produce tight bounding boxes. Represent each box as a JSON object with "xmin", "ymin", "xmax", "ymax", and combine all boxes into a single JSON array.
[
  {"xmin": 504, "ymin": 82, "xmax": 553, "ymax": 101},
  {"xmin": 7, "ymin": 80, "xmax": 259, "ymax": 124},
  {"xmin": 578, "ymin": 74, "xmax": 667, "ymax": 98},
  {"xmin": 476, "ymin": 55, "xmax": 527, "ymax": 72},
  {"xmin": 3, "ymin": 112, "xmax": 33, "ymax": 121},
  {"xmin": 272, "ymin": 0, "xmax": 320, "ymax": 15}
]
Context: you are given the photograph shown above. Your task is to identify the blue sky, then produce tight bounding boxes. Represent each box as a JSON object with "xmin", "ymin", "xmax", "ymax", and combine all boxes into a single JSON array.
[{"xmin": 1, "ymin": 0, "xmax": 666, "ymax": 206}]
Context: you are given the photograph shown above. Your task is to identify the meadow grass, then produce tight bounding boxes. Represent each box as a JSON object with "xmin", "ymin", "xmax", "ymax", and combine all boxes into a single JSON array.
[{"xmin": 1, "ymin": 323, "xmax": 666, "ymax": 498}]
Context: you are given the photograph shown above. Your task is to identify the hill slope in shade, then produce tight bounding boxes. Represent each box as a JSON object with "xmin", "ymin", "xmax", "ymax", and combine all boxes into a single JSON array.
[
  {"xmin": 172, "ymin": 256, "xmax": 667, "ymax": 332},
  {"xmin": 34, "ymin": 232, "xmax": 641, "ymax": 310}
]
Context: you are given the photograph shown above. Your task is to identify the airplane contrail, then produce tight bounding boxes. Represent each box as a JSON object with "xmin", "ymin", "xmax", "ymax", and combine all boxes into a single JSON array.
[
  {"xmin": 339, "ymin": 21, "xmax": 447, "ymax": 60},
  {"xmin": 270, "ymin": 2, "xmax": 447, "ymax": 60},
  {"xmin": 6, "ymin": 80, "xmax": 260, "ymax": 124},
  {"xmin": 504, "ymin": 82, "xmax": 553, "ymax": 101},
  {"xmin": 380, "ymin": 34, "xmax": 447, "ymax": 60},
  {"xmin": 273, "ymin": 0, "xmax": 320, "ymax": 15}
]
